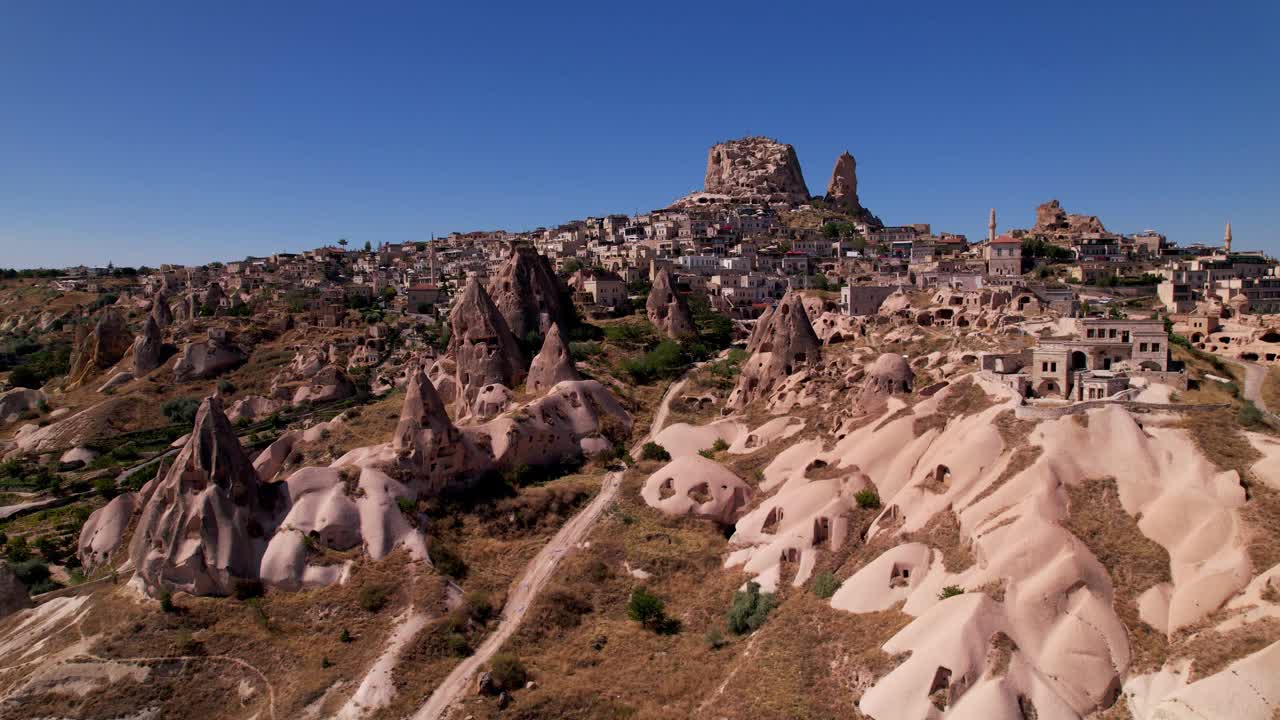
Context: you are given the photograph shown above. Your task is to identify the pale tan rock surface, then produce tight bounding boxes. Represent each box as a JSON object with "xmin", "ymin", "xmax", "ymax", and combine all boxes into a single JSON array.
[
  {"xmin": 727, "ymin": 290, "xmax": 821, "ymax": 409},
  {"xmin": 525, "ymin": 324, "xmax": 579, "ymax": 395},
  {"xmin": 704, "ymin": 136, "xmax": 810, "ymax": 203},
  {"xmin": 646, "ymin": 268, "xmax": 696, "ymax": 339},
  {"xmin": 485, "ymin": 244, "xmax": 571, "ymax": 341}
]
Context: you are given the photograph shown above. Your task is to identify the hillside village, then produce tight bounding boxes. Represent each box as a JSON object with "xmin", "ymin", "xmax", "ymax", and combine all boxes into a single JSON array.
[{"xmin": 0, "ymin": 137, "xmax": 1279, "ymax": 720}]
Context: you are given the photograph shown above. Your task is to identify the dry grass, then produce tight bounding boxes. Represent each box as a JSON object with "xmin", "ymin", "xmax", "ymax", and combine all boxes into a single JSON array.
[
  {"xmin": 1064, "ymin": 477, "xmax": 1172, "ymax": 672},
  {"xmin": 1173, "ymin": 617, "xmax": 1280, "ymax": 683},
  {"xmin": 1263, "ymin": 366, "xmax": 1280, "ymax": 413},
  {"xmin": 903, "ymin": 509, "xmax": 973, "ymax": 573}
]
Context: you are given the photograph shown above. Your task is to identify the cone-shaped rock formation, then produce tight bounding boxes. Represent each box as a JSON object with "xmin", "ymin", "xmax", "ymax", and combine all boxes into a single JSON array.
[
  {"xmin": 486, "ymin": 244, "xmax": 571, "ymax": 342},
  {"xmin": 526, "ymin": 324, "xmax": 580, "ymax": 394},
  {"xmin": 130, "ymin": 396, "xmax": 281, "ymax": 596},
  {"xmin": 646, "ymin": 268, "xmax": 697, "ymax": 339},
  {"xmin": 448, "ymin": 276, "xmax": 526, "ymax": 418},
  {"xmin": 131, "ymin": 315, "xmax": 163, "ymax": 376},
  {"xmin": 68, "ymin": 308, "xmax": 133, "ymax": 387},
  {"xmin": 727, "ymin": 291, "xmax": 822, "ymax": 409}
]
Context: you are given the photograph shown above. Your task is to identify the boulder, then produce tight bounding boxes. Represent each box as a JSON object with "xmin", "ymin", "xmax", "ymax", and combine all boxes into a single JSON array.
[
  {"xmin": 0, "ymin": 387, "xmax": 45, "ymax": 422},
  {"xmin": 68, "ymin": 308, "xmax": 133, "ymax": 387},
  {"xmin": 0, "ymin": 562, "xmax": 32, "ymax": 619},
  {"xmin": 526, "ymin": 324, "xmax": 580, "ymax": 394},
  {"xmin": 129, "ymin": 396, "xmax": 282, "ymax": 596},
  {"xmin": 97, "ymin": 371, "xmax": 134, "ymax": 393},
  {"xmin": 1033, "ymin": 199, "xmax": 1106, "ymax": 235},
  {"xmin": 485, "ymin": 244, "xmax": 571, "ymax": 341},
  {"xmin": 447, "ymin": 277, "xmax": 526, "ymax": 418},
  {"xmin": 172, "ymin": 334, "xmax": 247, "ymax": 381},
  {"xmin": 151, "ymin": 292, "xmax": 173, "ymax": 328},
  {"xmin": 132, "ymin": 315, "xmax": 163, "ymax": 376},
  {"xmin": 704, "ymin": 136, "xmax": 810, "ymax": 204},
  {"xmin": 59, "ymin": 446, "xmax": 99, "ymax": 469},
  {"xmin": 392, "ymin": 366, "xmax": 474, "ymax": 494},
  {"xmin": 291, "ymin": 365, "xmax": 356, "ymax": 405},
  {"xmin": 857, "ymin": 352, "xmax": 914, "ymax": 407},
  {"xmin": 646, "ymin": 268, "xmax": 697, "ymax": 339},
  {"xmin": 727, "ymin": 291, "xmax": 822, "ymax": 409},
  {"xmin": 78, "ymin": 491, "xmax": 140, "ymax": 570}
]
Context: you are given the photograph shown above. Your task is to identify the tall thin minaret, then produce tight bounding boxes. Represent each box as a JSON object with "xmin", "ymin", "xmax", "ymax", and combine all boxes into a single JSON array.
[
  {"xmin": 1224, "ymin": 221, "xmax": 1232, "ymax": 255},
  {"xmin": 988, "ymin": 208, "xmax": 997, "ymax": 243}
]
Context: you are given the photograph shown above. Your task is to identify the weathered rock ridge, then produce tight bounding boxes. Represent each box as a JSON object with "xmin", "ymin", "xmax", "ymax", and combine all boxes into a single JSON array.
[{"xmin": 705, "ymin": 136, "xmax": 810, "ymax": 204}]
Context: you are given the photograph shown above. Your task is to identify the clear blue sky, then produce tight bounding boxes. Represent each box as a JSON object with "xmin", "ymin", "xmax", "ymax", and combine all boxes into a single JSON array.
[{"xmin": 2, "ymin": 1, "xmax": 1277, "ymax": 268}]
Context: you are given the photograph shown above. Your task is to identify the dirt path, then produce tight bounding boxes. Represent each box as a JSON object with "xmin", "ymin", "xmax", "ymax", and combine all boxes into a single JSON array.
[
  {"xmin": 1238, "ymin": 360, "xmax": 1273, "ymax": 414},
  {"xmin": 409, "ymin": 364, "xmax": 702, "ymax": 720},
  {"xmin": 408, "ymin": 470, "xmax": 623, "ymax": 720}
]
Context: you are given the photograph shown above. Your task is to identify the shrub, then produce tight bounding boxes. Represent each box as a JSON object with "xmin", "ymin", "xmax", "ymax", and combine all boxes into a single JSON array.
[
  {"xmin": 726, "ymin": 581, "xmax": 777, "ymax": 635},
  {"xmin": 159, "ymin": 590, "xmax": 176, "ymax": 613},
  {"xmin": 628, "ymin": 587, "xmax": 670, "ymax": 632},
  {"xmin": 339, "ymin": 628, "xmax": 352, "ymax": 643},
  {"xmin": 4, "ymin": 536, "xmax": 30, "ymax": 562},
  {"xmin": 467, "ymin": 591, "xmax": 494, "ymax": 624},
  {"xmin": 396, "ymin": 497, "xmax": 416, "ymax": 515},
  {"xmin": 697, "ymin": 449, "xmax": 716, "ymax": 459},
  {"xmin": 854, "ymin": 489, "xmax": 881, "ymax": 509},
  {"xmin": 358, "ymin": 584, "xmax": 389, "ymax": 612},
  {"xmin": 811, "ymin": 572, "xmax": 841, "ymax": 599},
  {"xmin": 321, "ymin": 656, "xmax": 333, "ymax": 668},
  {"xmin": 428, "ymin": 542, "xmax": 468, "ymax": 579},
  {"xmin": 11, "ymin": 559, "xmax": 54, "ymax": 593},
  {"xmin": 217, "ymin": 379, "xmax": 236, "ymax": 395},
  {"xmin": 93, "ymin": 476, "xmax": 118, "ymax": 499},
  {"xmin": 233, "ymin": 578, "xmax": 265, "ymax": 600},
  {"xmin": 1239, "ymin": 400, "xmax": 1266, "ymax": 430},
  {"xmin": 705, "ymin": 627, "xmax": 728, "ymax": 650},
  {"xmin": 162, "ymin": 398, "xmax": 200, "ymax": 425},
  {"xmin": 938, "ymin": 585, "xmax": 965, "ymax": 600},
  {"xmin": 446, "ymin": 633, "xmax": 471, "ymax": 657},
  {"xmin": 490, "ymin": 653, "xmax": 527, "ymax": 691},
  {"xmin": 639, "ymin": 442, "xmax": 671, "ymax": 462},
  {"xmin": 711, "ymin": 438, "xmax": 729, "ymax": 453}
]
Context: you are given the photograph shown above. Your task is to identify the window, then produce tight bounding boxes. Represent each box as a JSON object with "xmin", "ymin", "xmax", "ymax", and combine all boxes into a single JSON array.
[
  {"xmin": 1109, "ymin": 329, "xmax": 1117, "ymax": 339},
  {"xmin": 1152, "ymin": 343, "xmax": 1160, "ymax": 351},
  {"xmin": 1051, "ymin": 362, "xmax": 1057, "ymax": 372},
  {"xmin": 1087, "ymin": 329, "xmax": 1096, "ymax": 338},
  {"xmin": 1140, "ymin": 343, "xmax": 1148, "ymax": 352}
]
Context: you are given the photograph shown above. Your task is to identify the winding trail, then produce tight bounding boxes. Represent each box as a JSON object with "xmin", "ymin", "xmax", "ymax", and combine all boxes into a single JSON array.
[
  {"xmin": 1238, "ymin": 360, "xmax": 1274, "ymax": 414},
  {"xmin": 407, "ymin": 368, "xmax": 698, "ymax": 720}
]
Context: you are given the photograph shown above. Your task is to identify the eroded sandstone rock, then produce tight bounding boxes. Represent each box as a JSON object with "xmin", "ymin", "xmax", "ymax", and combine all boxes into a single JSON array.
[
  {"xmin": 526, "ymin": 324, "xmax": 580, "ymax": 394},
  {"xmin": 486, "ymin": 244, "xmax": 571, "ymax": 341},
  {"xmin": 727, "ymin": 291, "xmax": 822, "ymax": 409},
  {"xmin": 704, "ymin": 136, "xmax": 810, "ymax": 204},
  {"xmin": 646, "ymin": 268, "xmax": 696, "ymax": 339},
  {"xmin": 129, "ymin": 396, "xmax": 281, "ymax": 596},
  {"xmin": 448, "ymin": 277, "xmax": 526, "ymax": 419}
]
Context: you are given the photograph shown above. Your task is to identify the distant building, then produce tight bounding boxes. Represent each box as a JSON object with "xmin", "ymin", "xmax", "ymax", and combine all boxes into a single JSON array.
[{"xmin": 985, "ymin": 235, "xmax": 1023, "ymax": 277}]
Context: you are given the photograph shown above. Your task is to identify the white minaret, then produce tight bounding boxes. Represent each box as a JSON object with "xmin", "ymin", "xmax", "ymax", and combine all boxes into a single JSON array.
[
  {"xmin": 1224, "ymin": 221, "xmax": 1232, "ymax": 255},
  {"xmin": 988, "ymin": 208, "xmax": 997, "ymax": 244}
]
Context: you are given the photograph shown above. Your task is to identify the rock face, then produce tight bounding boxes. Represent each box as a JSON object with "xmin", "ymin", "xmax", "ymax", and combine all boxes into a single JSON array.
[
  {"xmin": 486, "ymin": 244, "xmax": 571, "ymax": 341},
  {"xmin": 526, "ymin": 324, "xmax": 580, "ymax": 394},
  {"xmin": 0, "ymin": 388, "xmax": 45, "ymax": 423},
  {"xmin": 1033, "ymin": 199, "xmax": 1106, "ymax": 235},
  {"xmin": 0, "ymin": 562, "xmax": 32, "ymax": 618},
  {"xmin": 448, "ymin": 277, "xmax": 526, "ymax": 419},
  {"xmin": 392, "ymin": 365, "xmax": 474, "ymax": 492},
  {"xmin": 857, "ymin": 352, "xmax": 914, "ymax": 408},
  {"xmin": 704, "ymin": 136, "xmax": 810, "ymax": 204},
  {"xmin": 79, "ymin": 491, "xmax": 140, "ymax": 570},
  {"xmin": 68, "ymin": 309, "xmax": 133, "ymax": 387},
  {"xmin": 172, "ymin": 333, "xmax": 247, "ymax": 381},
  {"xmin": 825, "ymin": 151, "xmax": 862, "ymax": 213},
  {"xmin": 646, "ymin": 269, "xmax": 697, "ymax": 339},
  {"xmin": 129, "ymin": 396, "xmax": 280, "ymax": 596},
  {"xmin": 151, "ymin": 292, "xmax": 173, "ymax": 328},
  {"xmin": 132, "ymin": 315, "xmax": 163, "ymax": 376},
  {"xmin": 291, "ymin": 365, "xmax": 356, "ymax": 405},
  {"xmin": 727, "ymin": 291, "xmax": 822, "ymax": 409}
]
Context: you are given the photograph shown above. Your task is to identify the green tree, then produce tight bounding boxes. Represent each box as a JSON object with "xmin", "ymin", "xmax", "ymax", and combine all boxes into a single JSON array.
[
  {"xmin": 726, "ymin": 581, "xmax": 778, "ymax": 635},
  {"xmin": 628, "ymin": 588, "xmax": 668, "ymax": 631}
]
